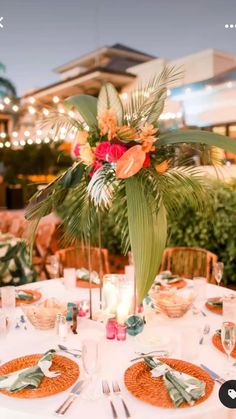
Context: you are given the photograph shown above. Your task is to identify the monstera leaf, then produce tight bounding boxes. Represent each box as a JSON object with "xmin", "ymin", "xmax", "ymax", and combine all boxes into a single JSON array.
[
  {"xmin": 126, "ymin": 176, "xmax": 167, "ymax": 302},
  {"xmin": 97, "ymin": 83, "xmax": 123, "ymax": 125},
  {"xmin": 65, "ymin": 95, "xmax": 98, "ymax": 128}
]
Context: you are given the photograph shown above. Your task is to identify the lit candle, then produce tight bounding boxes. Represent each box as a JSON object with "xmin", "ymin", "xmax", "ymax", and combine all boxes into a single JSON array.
[
  {"xmin": 103, "ymin": 281, "xmax": 119, "ymax": 315},
  {"xmin": 116, "ymin": 302, "xmax": 130, "ymax": 324}
]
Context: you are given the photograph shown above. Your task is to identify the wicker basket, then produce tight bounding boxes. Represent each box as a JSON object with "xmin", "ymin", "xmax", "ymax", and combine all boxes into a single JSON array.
[
  {"xmin": 22, "ymin": 299, "xmax": 67, "ymax": 330},
  {"xmin": 150, "ymin": 290, "xmax": 193, "ymax": 318}
]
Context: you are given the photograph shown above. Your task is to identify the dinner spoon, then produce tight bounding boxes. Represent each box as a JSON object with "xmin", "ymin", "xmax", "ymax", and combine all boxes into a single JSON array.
[
  {"xmin": 58, "ymin": 344, "xmax": 81, "ymax": 353},
  {"xmin": 58, "ymin": 345, "xmax": 81, "ymax": 358}
]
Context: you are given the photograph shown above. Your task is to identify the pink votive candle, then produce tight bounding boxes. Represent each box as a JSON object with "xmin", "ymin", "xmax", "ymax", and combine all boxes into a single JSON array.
[
  {"xmin": 116, "ymin": 324, "xmax": 127, "ymax": 341},
  {"xmin": 106, "ymin": 319, "xmax": 117, "ymax": 340}
]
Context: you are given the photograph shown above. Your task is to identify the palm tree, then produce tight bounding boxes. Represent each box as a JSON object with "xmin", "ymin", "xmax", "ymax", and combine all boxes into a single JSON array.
[{"xmin": 0, "ymin": 63, "xmax": 17, "ymax": 98}]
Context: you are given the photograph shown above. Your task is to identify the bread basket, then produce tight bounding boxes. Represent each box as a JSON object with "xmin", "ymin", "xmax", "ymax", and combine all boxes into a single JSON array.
[{"xmin": 22, "ymin": 299, "xmax": 67, "ymax": 330}]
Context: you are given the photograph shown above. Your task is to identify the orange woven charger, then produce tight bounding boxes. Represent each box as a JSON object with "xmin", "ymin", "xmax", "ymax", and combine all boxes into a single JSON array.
[
  {"xmin": 0, "ymin": 290, "xmax": 42, "ymax": 307},
  {"xmin": 212, "ymin": 334, "xmax": 236, "ymax": 358},
  {"xmin": 0, "ymin": 354, "xmax": 80, "ymax": 398},
  {"xmin": 124, "ymin": 358, "xmax": 214, "ymax": 409},
  {"xmin": 205, "ymin": 298, "xmax": 222, "ymax": 315}
]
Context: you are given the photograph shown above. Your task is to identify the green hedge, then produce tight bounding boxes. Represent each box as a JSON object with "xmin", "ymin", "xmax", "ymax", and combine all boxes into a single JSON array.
[
  {"xmin": 100, "ymin": 180, "xmax": 236, "ymax": 284},
  {"xmin": 167, "ymin": 180, "xmax": 236, "ymax": 284}
]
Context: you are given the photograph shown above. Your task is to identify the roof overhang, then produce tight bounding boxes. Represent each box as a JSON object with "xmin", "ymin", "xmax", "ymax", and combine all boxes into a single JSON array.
[{"xmin": 22, "ymin": 68, "xmax": 136, "ymax": 103}]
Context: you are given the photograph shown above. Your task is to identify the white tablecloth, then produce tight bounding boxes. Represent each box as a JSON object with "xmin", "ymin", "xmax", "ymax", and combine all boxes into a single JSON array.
[{"xmin": 0, "ymin": 279, "xmax": 235, "ymax": 419}]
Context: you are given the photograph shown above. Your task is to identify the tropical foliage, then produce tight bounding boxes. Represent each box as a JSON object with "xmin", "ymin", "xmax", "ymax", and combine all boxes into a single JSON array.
[{"xmin": 25, "ymin": 67, "xmax": 236, "ymax": 302}]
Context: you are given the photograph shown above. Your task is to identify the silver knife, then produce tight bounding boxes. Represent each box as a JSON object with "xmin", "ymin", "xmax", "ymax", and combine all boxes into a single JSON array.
[
  {"xmin": 200, "ymin": 364, "xmax": 225, "ymax": 385},
  {"xmin": 55, "ymin": 380, "xmax": 85, "ymax": 415}
]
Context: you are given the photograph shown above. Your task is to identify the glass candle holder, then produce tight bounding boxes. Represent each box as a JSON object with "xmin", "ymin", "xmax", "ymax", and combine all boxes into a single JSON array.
[
  {"xmin": 223, "ymin": 294, "xmax": 236, "ymax": 322},
  {"xmin": 63, "ymin": 268, "xmax": 76, "ymax": 289},
  {"xmin": 106, "ymin": 318, "xmax": 117, "ymax": 340},
  {"xmin": 78, "ymin": 300, "xmax": 90, "ymax": 317},
  {"xmin": 116, "ymin": 324, "xmax": 127, "ymax": 341},
  {"xmin": 1, "ymin": 286, "xmax": 16, "ymax": 312},
  {"xmin": 102, "ymin": 275, "xmax": 120, "ymax": 315}
]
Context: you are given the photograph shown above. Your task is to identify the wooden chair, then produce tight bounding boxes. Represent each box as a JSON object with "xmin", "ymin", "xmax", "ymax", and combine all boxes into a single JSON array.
[
  {"xmin": 32, "ymin": 223, "xmax": 56, "ymax": 279},
  {"xmin": 56, "ymin": 245, "xmax": 110, "ymax": 279},
  {"xmin": 160, "ymin": 246, "xmax": 218, "ymax": 283}
]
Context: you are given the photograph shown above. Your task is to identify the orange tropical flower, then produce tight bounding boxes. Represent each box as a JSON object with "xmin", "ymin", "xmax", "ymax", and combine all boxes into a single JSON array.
[
  {"xmin": 76, "ymin": 130, "xmax": 89, "ymax": 144},
  {"xmin": 98, "ymin": 109, "xmax": 117, "ymax": 140},
  {"xmin": 140, "ymin": 123, "xmax": 158, "ymax": 152},
  {"xmin": 117, "ymin": 125, "xmax": 137, "ymax": 140},
  {"xmin": 79, "ymin": 143, "xmax": 95, "ymax": 166},
  {"xmin": 156, "ymin": 160, "xmax": 169, "ymax": 173}
]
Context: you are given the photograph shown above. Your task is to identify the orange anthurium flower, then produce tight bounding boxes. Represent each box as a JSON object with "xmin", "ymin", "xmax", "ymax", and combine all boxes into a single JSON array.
[
  {"xmin": 116, "ymin": 145, "xmax": 146, "ymax": 179},
  {"xmin": 98, "ymin": 109, "xmax": 117, "ymax": 140}
]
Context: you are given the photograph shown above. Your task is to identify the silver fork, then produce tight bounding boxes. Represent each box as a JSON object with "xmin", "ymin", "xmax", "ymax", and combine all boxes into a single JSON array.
[
  {"xmin": 112, "ymin": 380, "xmax": 131, "ymax": 418},
  {"xmin": 102, "ymin": 380, "xmax": 118, "ymax": 419},
  {"xmin": 199, "ymin": 324, "xmax": 210, "ymax": 344}
]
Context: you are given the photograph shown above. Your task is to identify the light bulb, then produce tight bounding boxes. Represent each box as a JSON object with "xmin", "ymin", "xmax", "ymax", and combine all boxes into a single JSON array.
[
  {"xmin": 53, "ymin": 96, "xmax": 59, "ymax": 103},
  {"xmin": 12, "ymin": 105, "xmax": 19, "ymax": 112}
]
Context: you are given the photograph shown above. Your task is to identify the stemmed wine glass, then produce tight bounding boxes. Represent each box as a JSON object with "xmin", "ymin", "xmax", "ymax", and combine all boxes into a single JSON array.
[
  {"xmin": 221, "ymin": 321, "xmax": 236, "ymax": 377},
  {"xmin": 82, "ymin": 338, "xmax": 100, "ymax": 399},
  {"xmin": 214, "ymin": 262, "xmax": 224, "ymax": 287},
  {"xmin": 49, "ymin": 255, "xmax": 60, "ymax": 279}
]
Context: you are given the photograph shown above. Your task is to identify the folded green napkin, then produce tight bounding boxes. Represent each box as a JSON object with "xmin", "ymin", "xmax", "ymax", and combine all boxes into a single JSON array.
[
  {"xmin": 155, "ymin": 271, "xmax": 181, "ymax": 285},
  {"xmin": 0, "ymin": 349, "xmax": 60, "ymax": 393},
  {"xmin": 76, "ymin": 268, "xmax": 100, "ymax": 284},
  {"xmin": 207, "ymin": 299, "xmax": 222, "ymax": 308},
  {"xmin": 16, "ymin": 290, "xmax": 34, "ymax": 301},
  {"xmin": 144, "ymin": 356, "xmax": 206, "ymax": 408}
]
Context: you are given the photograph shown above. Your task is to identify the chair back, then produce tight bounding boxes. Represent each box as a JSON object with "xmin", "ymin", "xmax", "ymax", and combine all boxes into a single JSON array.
[
  {"xmin": 35, "ymin": 223, "xmax": 56, "ymax": 258},
  {"xmin": 160, "ymin": 246, "xmax": 218, "ymax": 283},
  {"xmin": 56, "ymin": 246, "xmax": 110, "ymax": 278}
]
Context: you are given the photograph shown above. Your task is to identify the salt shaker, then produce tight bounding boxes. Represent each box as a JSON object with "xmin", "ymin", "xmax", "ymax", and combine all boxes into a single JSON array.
[
  {"xmin": 55, "ymin": 313, "xmax": 61, "ymax": 335},
  {"xmin": 58, "ymin": 315, "xmax": 68, "ymax": 341}
]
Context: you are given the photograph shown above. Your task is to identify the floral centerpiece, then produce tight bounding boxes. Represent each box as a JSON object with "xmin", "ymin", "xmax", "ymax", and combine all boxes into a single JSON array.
[{"xmin": 25, "ymin": 67, "xmax": 236, "ymax": 303}]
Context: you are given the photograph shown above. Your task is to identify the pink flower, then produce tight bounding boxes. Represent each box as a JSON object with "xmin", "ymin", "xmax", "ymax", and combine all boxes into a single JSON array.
[
  {"xmin": 95, "ymin": 141, "xmax": 126, "ymax": 162},
  {"xmin": 95, "ymin": 141, "xmax": 111, "ymax": 161},
  {"xmin": 109, "ymin": 143, "xmax": 126, "ymax": 162},
  {"xmin": 73, "ymin": 143, "xmax": 80, "ymax": 157},
  {"xmin": 89, "ymin": 160, "xmax": 102, "ymax": 177}
]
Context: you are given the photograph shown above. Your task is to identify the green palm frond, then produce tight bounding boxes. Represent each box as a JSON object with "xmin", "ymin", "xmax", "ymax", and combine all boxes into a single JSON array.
[
  {"xmin": 39, "ymin": 111, "xmax": 83, "ymax": 139},
  {"xmin": 0, "ymin": 77, "xmax": 17, "ymax": 97},
  {"xmin": 126, "ymin": 176, "xmax": 167, "ymax": 301},
  {"xmin": 124, "ymin": 66, "xmax": 182, "ymax": 127},
  {"xmin": 59, "ymin": 179, "xmax": 99, "ymax": 245},
  {"xmin": 87, "ymin": 164, "xmax": 117, "ymax": 209},
  {"xmin": 158, "ymin": 129, "xmax": 236, "ymax": 154}
]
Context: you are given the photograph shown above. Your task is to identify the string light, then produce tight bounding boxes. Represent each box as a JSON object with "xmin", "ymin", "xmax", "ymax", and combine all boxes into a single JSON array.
[
  {"xmin": 12, "ymin": 105, "xmax": 19, "ymax": 112},
  {"xmin": 20, "ymin": 140, "xmax": 26, "ymax": 146},
  {"xmin": 58, "ymin": 107, "xmax": 65, "ymax": 114},
  {"xmin": 5, "ymin": 141, "xmax": 11, "ymax": 148},
  {"xmin": 3, "ymin": 97, "xmax": 10, "ymax": 105},
  {"xmin": 35, "ymin": 138, "xmax": 42, "ymax": 144},
  {"xmin": 28, "ymin": 106, "xmax": 36, "ymax": 115},
  {"xmin": 120, "ymin": 92, "xmax": 128, "ymax": 101},
  {"xmin": 0, "ymin": 133, "xmax": 6, "ymax": 139},
  {"xmin": 0, "ymin": 104, "xmax": 4, "ymax": 111},
  {"xmin": 43, "ymin": 108, "xmax": 49, "ymax": 116},
  {"xmin": 13, "ymin": 140, "xmax": 19, "ymax": 147},
  {"xmin": 36, "ymin": 129, "xmax": 42, "ymax": 136},
  {"xmin": 0, "ymin": 143, "xmax": 3, "ymax": 148},
  {"xmin": 27, "ymin": 139, "xmax": 33, "ymax": 145},
  {"xmin": 44, "ymin": 137, "xmax": 50, "ymax": 143},
  {"xmin": 68, "ymin": 110, "xmax": 75, "ymax": 118},
  {"xmin": 53, "ymin": 96, "xmax": 60, "ymax": 103},
  {"xmin": 12, "ymin": 131, "xmax": 18, "ymax": 138},
  {"xmin": 24, "ymin": 130, "xmax": 30, "ymax": 137},
  {"xmin": 29, "ymin": 97, "xmax": 36, "ymax": 104}
]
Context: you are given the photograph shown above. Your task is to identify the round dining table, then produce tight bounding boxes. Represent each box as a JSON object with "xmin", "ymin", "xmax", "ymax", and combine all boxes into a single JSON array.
[{"xmin": 0, "ymin": 279, "xmax": 235, "ymax": 419}]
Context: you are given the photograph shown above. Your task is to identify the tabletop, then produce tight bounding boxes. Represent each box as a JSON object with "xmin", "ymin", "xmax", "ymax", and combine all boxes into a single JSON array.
[{"xmin": 0, "ymin": 279, "xmax": 235, "ymax": 419}]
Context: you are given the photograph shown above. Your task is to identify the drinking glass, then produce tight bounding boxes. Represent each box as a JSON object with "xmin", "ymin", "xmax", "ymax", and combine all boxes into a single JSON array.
[
  {"xmin": 193, "ymin": 277, "xmax": 207, "ymax": 307},
  {"xmin": 214, "ymin": 262, "xmax": 224, "ymax": 286},
  {"xmin": 0, "ymin": 312, "xmax": 7, "ymax": 340},
  {"xmin": 82, "ymin": 338, "xmax": 100, "ymax": 399},
  {"xmin": 49, "ymin": 255, "xmax": 60, "ymax": 279},
  {"xmin": 1, "ymin": 286, "xmax": 16, "ymax": 312},
  {"xmin": 223, "ymin": 294, "xmax": 236, "ymax": 322},
  {"xmin": 63, "ymin": 268, "xmax": 76, "ymax": 289},
  {"xmin": 221, "ymin": 321, "xmax": 236, "ymax": 376}
]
